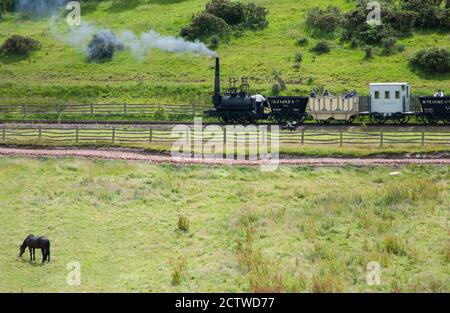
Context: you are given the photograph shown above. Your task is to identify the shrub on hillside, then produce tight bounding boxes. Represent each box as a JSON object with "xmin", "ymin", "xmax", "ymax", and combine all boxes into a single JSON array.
[
  {"xmin": 306, "ymin": 6, "xmax": 343, "ymax": 33},
  {"xmin": 181, "ymin": 0, "xmax": 268, "ymax": 40},
  {"xmin": 381, "ymin": 37, "xmax": 403, "ymax": 55},
  {"xmin": 206, "ymin": 0, "xmax": 245, "ymax": 25},
  {"xmin": 296, "ymin": 36, "xmax": 309, "ymax": 46},
  {"xmin": 244, "ymin": 2, "xmax": 269, "ymax": 29},
  {"xmin": 180, "ymin": 12, "xmax": 230, "ymax": 40},
  {"xmin": 364, "ymin": 46, "xmax": 374, "ymax": 59},
  {"xmin": 87, "ymin": 30, "xmax": 122, "ymax": 62},
  {"xmin": 209, "ymin": 35, "xmax": 220, "ymax": 49},
  {"xmin": 437, "ymin": 9, "xmax": 450, "ymax": 30},
  {"xmin": 410, "ymin": 48, "xmax": 450, "ymax": 74},
  {"xmin": 401, "ymin": 0, "xmax": 444, "ymax": 28},
  {"xmin": 0, "ymin": 35, "xmax": 40, "ymax": 56},
  {"xmin": 312, "ymin": 41, "xmax": 332, "ymax": 54},
  {"xmin": 384, "ymin": 10, "xmax": 418, "ymax": 35}
]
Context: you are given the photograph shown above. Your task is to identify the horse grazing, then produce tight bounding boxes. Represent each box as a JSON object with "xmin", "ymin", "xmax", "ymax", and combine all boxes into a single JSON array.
[{"xmin": 19, "ymin": 235, "xmax": 51, "ymax": 263}]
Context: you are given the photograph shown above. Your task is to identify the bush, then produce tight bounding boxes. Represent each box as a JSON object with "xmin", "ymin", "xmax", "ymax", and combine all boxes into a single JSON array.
[
  {"xmin": 180, "ymin": 12, "xmax": 230, "ymax": 40},
  {"xmin": 410, "ymin": 48, "xmax": 450, "ymax": 74},
  {"xmin": 87, "ymin": 30, "xmax": 121, "ymax": 62},
  {"xmin": 205, "ymin": 0, "xmax": 245, "ymax": 25},
  {"xmin": 381, "ymin": 37, "xmax": 399, "ymax": 55},
  {"xmin": 384, "ymin": 10, "xmax": 417, "ymax": 35},
  {"xmin": 209, "ymin": 35, "xmax": 220, "ymax": 49},
  {"xmin": 306, "ymin": 6, "xmax": 343, "ymax": 33},
  {"xmin": 296, "ymin": 37, "xmax": 309, "ymax": 46},
  {"xmin": 401, "ymin": 0, "xmax": 444, "ymax": 28},
  {"xmin": 364, "ymin": 46, "xmax": 374, "ymax": 59},
  {"xmin": 312, "ymin": 41, "xmax": 332, "ymax": 54},
  {"xmin": 0, "ymin": 35, "xmax": 40, "ymax": 56},
  {"xmin": 243, "ymin": 2, "xmax": 269, "ymax": 30},
  {"xmin": 294, "ymin": 52, "xmax": 303, "ymax": 63},
  {"xmin": 437, "ymin": 9, "xmax": 450, "ymax": 30},
  {"xmin": 182, "ymin": 0, "xmax": 268, "ymax": 39},
  {"xmin": 271, "ymin": 84, "xmax": 281, "ymax": 96}
]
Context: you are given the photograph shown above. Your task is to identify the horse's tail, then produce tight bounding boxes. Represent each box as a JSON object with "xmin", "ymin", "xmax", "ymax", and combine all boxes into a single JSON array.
[{"xmin": 46, "ymin": 240, "xmax": 51, "ymax": 262}]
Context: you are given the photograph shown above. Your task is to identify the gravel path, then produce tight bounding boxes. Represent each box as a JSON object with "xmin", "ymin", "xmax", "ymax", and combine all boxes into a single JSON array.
[{"xmin": 0, "ymin": 147, "xmax": 450, "ymax": 167}]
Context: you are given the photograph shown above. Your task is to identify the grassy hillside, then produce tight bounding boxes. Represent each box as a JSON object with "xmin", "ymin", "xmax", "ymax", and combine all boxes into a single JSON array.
[
  {"xmin": 0, "ymin": 157, "xmax": 449, "ymax": 292},
  {"xmin": 0, "ymin": 0, "xmax": 449, "ymax": 105}
]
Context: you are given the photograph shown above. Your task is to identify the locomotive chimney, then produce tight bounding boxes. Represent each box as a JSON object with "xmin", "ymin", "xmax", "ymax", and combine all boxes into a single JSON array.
[{"xmin": 213, "ymin": 57, "xmax": 221, "ymax": 106}]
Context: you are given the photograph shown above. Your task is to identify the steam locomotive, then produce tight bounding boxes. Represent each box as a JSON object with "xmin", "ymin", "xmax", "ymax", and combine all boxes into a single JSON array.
[
  {"xmin": 204, "ymin": 58, "xmax": 450, "ymax": 125},
  {"xmin": 205, "ymin": 58, "xmax": 309, "ymax": 124}
]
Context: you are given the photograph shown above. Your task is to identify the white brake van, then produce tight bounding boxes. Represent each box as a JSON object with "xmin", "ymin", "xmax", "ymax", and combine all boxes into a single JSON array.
[{"xmin": 369, "ymin": 83, "xmax": 411, "ymax": 114}]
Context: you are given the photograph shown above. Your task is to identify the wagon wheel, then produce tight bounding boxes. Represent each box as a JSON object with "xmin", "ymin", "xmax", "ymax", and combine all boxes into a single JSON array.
[
  {"xmin": 287, "ymin": 113, "xmax": 301, "ymax": 124},
  {"xmin": 443, "ymin": 116, "xmax": 450, "ymax": 125},
  {"xmin": 230, "ymin": 113, "xmax": 241, "ymax": 124},
  {"xmin": 219, "ymin": 113, "xmax": 229, "ymax": 124},
  {"xmin": 321, "ymin": 117, "xmax": 334, "ymax": 125},
  {"xmin": 346, "ymin": 115, "xmax": 356, "ymax": 125},
  {"xmin": 243, "ymin": 112, "xmax": 256, "ymax": 125},
  {"xmin": 370, "ymin": 112, "xmax": 386, "ymax": 125},
  {"xmin": 298, "ymin": 113, "xmax": 308, "ymax": 124},
  {"xmin": 423, "ymin": 113, "xmax": 439, "ymax": 125},
  {"xmin": 273, "ymin": 114, "xmax": 286, "ymax": 124},
  {"xmin": 393, "ymin": 113, "xmax": 410, "ymax": 125}
]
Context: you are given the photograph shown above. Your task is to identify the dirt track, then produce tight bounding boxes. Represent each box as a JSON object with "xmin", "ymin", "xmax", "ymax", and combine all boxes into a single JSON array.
[{"xmin": 1, "ymin": 147, "xmax": 450, "ymax": 167}]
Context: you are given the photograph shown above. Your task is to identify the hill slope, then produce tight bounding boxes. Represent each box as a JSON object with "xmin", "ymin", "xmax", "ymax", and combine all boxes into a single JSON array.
[{"xmin": 0, "ymin": 0, "xmax": 449, "ymax": 105}]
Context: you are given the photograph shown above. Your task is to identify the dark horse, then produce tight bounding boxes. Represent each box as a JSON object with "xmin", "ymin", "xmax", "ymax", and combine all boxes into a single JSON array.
[{"xmin": 19, "ymin": 235, "xmax": 51, "ymax": 263}]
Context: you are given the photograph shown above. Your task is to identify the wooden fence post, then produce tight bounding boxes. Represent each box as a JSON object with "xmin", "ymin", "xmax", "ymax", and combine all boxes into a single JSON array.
[
  {"xmin": 2, "ymin": 125, "xmax": 5, "ymax": 142},
  {"xmin": 90, "ymin": 103, "xmax": 94, "ymax": 116},
  {"xmin": 112, "ymin": 127, "xmax": 116, "ymax": 144},
  {"xmin": 38, "ymin": 125, "xmax": 42, "ymax": 142},
  {"xmin": 75, "ymin": 126, "xmax": 79, "ymax": 144},
  {"xmin": 56, "ymin": 103, "xmax": 61, "ymax": 116},
  {"xmin": 301, "ymin": 129, "xmax": 305, "ymax": 146},
  {"xmin": 192, "ymin": 103, "xmax": 196, "ymax": 117},
  {"xmin": 339, "ymin": 128, "xmax": 343, "ymax": 147},
  {"xmin": 380, "ymin": 131, "xmax": 384, "ymax": 147},
  {"xmin": 124, "ymin": 103, "xmax": 127, "ymax": 116},
  {"xmin": 149, "ymin": 128, "xmax": 153, "ymax": 143},
  {"xmin": 22, "ymin": 104, "xmax": 27, "ymax": 116}
]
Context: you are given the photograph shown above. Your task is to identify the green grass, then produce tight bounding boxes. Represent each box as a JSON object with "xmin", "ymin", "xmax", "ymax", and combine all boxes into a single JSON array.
[
  {"xmin": 0, "ymin": 0, "xmax": 449, "ymax": 105},
  {"xmin": 0, "ymin": 157, "xmax": 449, "ymax": 292}
]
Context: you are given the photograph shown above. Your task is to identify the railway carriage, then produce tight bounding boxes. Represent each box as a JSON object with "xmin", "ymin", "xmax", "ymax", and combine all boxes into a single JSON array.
[{"xmin": 308, "ymin": 96, "xmax": 359, "ymax": 124}]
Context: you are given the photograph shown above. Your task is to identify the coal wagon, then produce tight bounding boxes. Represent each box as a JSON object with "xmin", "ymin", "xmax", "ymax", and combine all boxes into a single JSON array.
[{"xmin": 419, "ymin": 97, "xmax": 450, "ymax": 124}]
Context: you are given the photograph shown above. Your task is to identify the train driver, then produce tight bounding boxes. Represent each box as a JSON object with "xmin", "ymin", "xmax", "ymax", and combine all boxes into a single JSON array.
[
  {"xmin": 251, "ymin": 94, "xmax": 266, "ymax": 114},
  {"xmin": 434, "ymin": 90, "xmax": 445, "ymax": 97}
]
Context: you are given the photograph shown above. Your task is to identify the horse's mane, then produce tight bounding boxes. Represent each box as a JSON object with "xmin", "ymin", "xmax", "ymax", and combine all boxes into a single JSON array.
[{"xmin": 21, "ymin": 234, "xmax": 35, "ymax": 247}]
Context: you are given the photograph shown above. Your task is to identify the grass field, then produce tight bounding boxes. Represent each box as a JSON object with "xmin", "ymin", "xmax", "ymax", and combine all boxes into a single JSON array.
[
  {"xmin": 0, "ymin": 157, "xmax": 448, "ymax": 292},
  {"xmin": 0, "ymin": 0, "xmax": 449, "ymax": 105}
]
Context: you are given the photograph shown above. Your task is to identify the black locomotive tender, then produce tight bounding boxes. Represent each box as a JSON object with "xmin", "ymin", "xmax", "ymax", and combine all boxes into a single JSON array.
[{"xmin": 205, "ymin": 58, "xmax": 450, "ymax": 125}]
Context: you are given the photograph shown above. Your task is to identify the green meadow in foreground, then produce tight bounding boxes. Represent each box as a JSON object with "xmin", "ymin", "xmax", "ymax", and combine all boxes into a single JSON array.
[
  {"xmin": 0, "ymin": 157, "xmax": 448, "ymax": 292},
  {"xmin": 0, "ymin": 0, "xmax": 449, "ymax": 105}
]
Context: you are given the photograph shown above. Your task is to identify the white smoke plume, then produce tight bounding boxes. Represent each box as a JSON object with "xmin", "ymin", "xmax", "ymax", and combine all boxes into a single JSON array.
[
  {"xmin": 16, "ymin": 0, "xmax": 69, "ymax": 13},
  {"xmin": 43, "ymin": 2, "xmax": 218, "ymax": 59},
  {"xmin": 118, "ymin": 30, "xmax": 218, "ymax": 59}
]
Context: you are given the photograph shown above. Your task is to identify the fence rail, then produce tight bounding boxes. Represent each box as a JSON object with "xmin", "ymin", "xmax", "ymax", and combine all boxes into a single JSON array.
[
  {"xmin": 1, "ymin": 125, "xmax": 449, "ymax": 147},
  {"xmin": 0, "ymin": 103, "xmax": 211, "ymax": 117}
]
